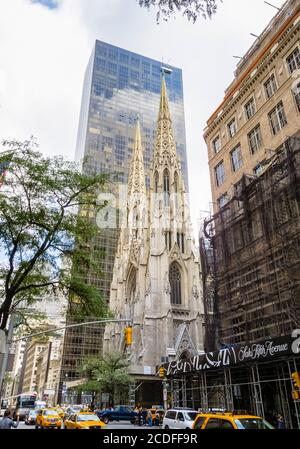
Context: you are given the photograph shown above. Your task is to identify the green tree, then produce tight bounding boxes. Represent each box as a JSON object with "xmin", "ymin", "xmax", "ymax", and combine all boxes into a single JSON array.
[
  {"xmin": 78, "ymin": 353, "xmax": 133, "ymax": 410},
  {"xmin": 0, "ymin": 138, "xmax": 109, "ymax": 332},
  {"xmin": 138, "ymin": 0, "xmax": 220, "ymax": 23}
]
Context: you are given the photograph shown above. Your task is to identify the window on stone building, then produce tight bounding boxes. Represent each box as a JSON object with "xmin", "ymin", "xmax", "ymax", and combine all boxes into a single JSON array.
[
  {"xmin": 163, "ymin": 169, "xmax": 170, "ymax": 206},
  {"xmin": 127, "ymin": 268, "xmax": 136, "ymax": 303},
  {"xmin": 215, "ymin": 161, "xmax": 225, "ymax": 187},
  {"xmin": 264, "ymin": 74, "xmax": 277, "ymax": 99},
  {"xmin": 169, "ymin": 263, "xmax": 181, "ymax": 305},
  {"xmin": 227, "ymin": 118, "xmax": 237, "ymax": 138},
  {"xmin": 268, "ymin": 101, "xmax": 287, "ymax": 135},
  {"xmin": 212, "ymin": 135, "xmax": 221, "ymax": 154},
  {"xmin": 248, "ymin": 125, "xmax": 262, "ymax": 154},
  {"xmin": 253, "ymin": 163, "xmax": 263, "ymax": 176},
  {"xmin": 293, "ymin": 82, "xmax": 300, "ymax": 113},
  {"xmin": 174, "ymin": 172, "xmax": 178, "ymax": 193},
  {"xmin": 165, "ymin": 231, "xmax": 172, "ymax": 251},
  {"xmin": 286, "ymin": 47, "xmax": 300, "ymax": 74},
  {"xmin": 154, "ymin": 171, "xmax": 159, "ymax": 193},
  {"xmin": 218, "ymin": 193, "xmax": 229, "ymax": 209},
  {"xmin": 244, "ymin": 97, "xmax": 256, "ymax": 120},
  {"xmin": 230, "ymin": 144, "xmax": 243, "ymax": 172},
  {"xmin": 176, "ymin": 232, "xmax": 185, "ymax": 253}
]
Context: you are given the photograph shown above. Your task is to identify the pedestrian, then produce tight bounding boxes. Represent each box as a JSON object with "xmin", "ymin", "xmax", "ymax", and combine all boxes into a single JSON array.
[
  {"xmin": 147, "ymin": 409, "xmax": 153, "ymax": 427},
  {"xmin": 138, "ymin": 406, "xmax": 143, "ymax": 426},
  {"xmin": 277, "ymin": 413, "xmax": 285, "ymax": 429},
  {"xmin": 0, "ymin": 410, "xmax": 19, "ymax": 429},
  {"xmin": 142, "ymin": 408, "xmax": 147, "ymax": 425}
]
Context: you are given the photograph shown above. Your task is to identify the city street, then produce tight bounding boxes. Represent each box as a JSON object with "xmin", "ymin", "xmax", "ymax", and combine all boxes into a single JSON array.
[
  {"xmin": 1, "ymin": 0, "xmax": 300, "ymax": 432},
  {"xmin": 16, "ymin": 421, "xmax": 161, "ymax": 430}
]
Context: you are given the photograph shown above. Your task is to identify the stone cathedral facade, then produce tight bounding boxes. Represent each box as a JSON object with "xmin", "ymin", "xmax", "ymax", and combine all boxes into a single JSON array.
[{"xmin": 104, "ymin": 76, "xmax": 204, "ymax": 400}]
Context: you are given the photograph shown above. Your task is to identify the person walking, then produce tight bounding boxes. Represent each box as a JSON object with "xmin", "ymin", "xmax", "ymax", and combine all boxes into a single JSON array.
[
  {"xmin": 0, "ymin": 410, "xmax": 19, "ymax": 429},
  {"xmin": 277, "ymin": 413, "xmax": 285, "ymax": 429},
  {"xmin": 137, "ymin": 406, "xmax": 143, "ymax": 426},
  {"xmin": 147, "ymin": 409, "xmax": 153, "ymax": 427}
]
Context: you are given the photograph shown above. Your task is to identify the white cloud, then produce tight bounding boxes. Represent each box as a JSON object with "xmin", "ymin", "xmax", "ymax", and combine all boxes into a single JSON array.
[{"xmin": 0, "ymin": 0, "xmax": 283, "ymax": 236}]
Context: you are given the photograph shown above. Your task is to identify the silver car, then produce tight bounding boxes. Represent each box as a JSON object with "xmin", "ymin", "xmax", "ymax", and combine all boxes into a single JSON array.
[{"xmin": 163, "ymin": 409, "xmax": 199, "ymax": 429}]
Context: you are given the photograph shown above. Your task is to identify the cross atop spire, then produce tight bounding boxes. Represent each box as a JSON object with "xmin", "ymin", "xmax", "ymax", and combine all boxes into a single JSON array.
[{"xmin": 127, "ymin": 118, "xmax": 146, "ymax": 197}]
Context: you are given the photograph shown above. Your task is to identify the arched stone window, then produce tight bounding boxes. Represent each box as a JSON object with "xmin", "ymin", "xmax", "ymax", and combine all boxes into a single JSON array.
[
  {"xmin": 163, "ymin": 169, "xmax": 170, "ymax": 206},
  {"xmin": 154, "ymin": 171, "xmax": 159, "ymax": 193},
  {"xmin": 174, "ymin": 172, "xmax": 178, "ymax": 193},
  {"xmin": 169, "ymin": 263, "xmax": 181, "ymax": 305},
  {"xmin": 127, "ymin": 268, "xmax": 137, "ymax": 303},
  {"xmin": 173, "ymin": 171, "xmax": 179, "ymax": 209}
]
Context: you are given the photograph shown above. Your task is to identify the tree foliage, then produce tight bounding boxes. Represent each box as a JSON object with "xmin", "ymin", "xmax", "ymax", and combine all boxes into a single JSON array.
[
  {"xmin": 138, "ymin": 0, "xmax": 220, "ymax": 23},
  {"xmin": 78, "ymin": 352, "xmax": 133, "ymax": 407},
  {"xmin": 0, "ymin": 138, "xmax": 109, "ymax": 332}
]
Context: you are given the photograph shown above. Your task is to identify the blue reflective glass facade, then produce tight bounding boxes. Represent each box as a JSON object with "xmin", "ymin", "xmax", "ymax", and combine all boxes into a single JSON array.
[{"xmin": 76, "ymin": 40, "xmax": 188, "ymax": 189}]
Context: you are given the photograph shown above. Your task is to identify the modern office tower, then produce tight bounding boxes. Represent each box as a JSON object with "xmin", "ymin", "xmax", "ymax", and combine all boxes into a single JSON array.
[{"xmin": 59, "ymin": 41, "xmax": 189, "ymax": 394}]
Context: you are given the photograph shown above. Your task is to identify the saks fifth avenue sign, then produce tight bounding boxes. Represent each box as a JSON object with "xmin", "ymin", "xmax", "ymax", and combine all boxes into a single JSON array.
[{"xmin": 165, "ymin": 333, "xmax": 300, "ymax": 376}]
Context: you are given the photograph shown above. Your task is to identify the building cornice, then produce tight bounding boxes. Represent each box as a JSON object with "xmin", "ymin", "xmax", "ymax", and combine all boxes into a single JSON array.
[{"xmin": 204, "ymin": 13, "xmax": 300, "ymax": 140}]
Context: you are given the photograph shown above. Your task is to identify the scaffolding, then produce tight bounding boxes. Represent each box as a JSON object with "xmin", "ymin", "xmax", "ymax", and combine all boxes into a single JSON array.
[
  {"xmin": 169, "ymin": 356, "xmax": 300, "ymax": 428},
  {"xmin": 200, "ymin": 134, "xmax": 300, "ymax": 349}
]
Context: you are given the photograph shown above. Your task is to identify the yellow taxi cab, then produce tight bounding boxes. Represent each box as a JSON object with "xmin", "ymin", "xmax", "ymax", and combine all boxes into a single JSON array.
[
  {"xmin": 64, "ymin": 411, "xmax": 106, "ymax": 429},
  {"xmin": 192, "ymin": 411, "xmax": 275, "ymax": 429},
  {"xmin": 35, "ymin": 408, "xmax": 62, "ymax": 429}
]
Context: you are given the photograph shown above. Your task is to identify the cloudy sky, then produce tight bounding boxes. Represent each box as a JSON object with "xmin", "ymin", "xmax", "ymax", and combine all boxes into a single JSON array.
[{"xmin": 0, "ymin": 0, "xmax": 283, "ymax": 235}]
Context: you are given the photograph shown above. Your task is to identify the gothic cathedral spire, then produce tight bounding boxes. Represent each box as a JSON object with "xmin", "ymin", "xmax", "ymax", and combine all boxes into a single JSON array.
[
  {"xmin": 152, "ymin": 74, "xmax": 178, "ymax": 165},
  {"xmin": 127, "ymin": 118, "xmax": 146, "ymax": 198}
]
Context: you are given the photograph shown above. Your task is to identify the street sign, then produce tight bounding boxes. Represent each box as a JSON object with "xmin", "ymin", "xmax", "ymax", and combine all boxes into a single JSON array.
[
  {"xmin": 44, "ymin": 389, "xmax": 55, "ymax": 395},
  {"xmin": 101, "ymin": 393, "xmax": 109, "ymax": 402}
]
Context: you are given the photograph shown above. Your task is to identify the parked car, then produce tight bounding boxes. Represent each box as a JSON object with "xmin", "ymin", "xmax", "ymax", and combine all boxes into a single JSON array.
[
  {"xmin": 35, "ymin": 408, "xmax": 62, "ymax": 429},
  {"xmin": 64, "ymin": 412, "xmax": 106, "ymax": 429},
  {"xmin": 192, "ymin": 412, "xmax": 275, "ymax": 429},
  {"xmin": 97, "ymin": 405, "xmax": 138, "ymax": 424},
  {"xmin": 25, "ymin": 409, "xmax": 38, "ymax": 425},
  {"xmin": 162, "ymin": 409, "xmax": 199, "ymax": 429}
]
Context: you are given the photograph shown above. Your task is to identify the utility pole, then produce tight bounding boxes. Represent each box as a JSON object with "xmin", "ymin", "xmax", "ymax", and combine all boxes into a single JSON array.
[{"xmin": 162, "ymin": 379, "xmax": 168, "ymax": 411}]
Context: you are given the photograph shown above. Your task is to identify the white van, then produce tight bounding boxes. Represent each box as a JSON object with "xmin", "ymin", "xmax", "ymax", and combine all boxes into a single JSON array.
[{"xmin": 162, "ymin": 409, "xmax": 199, "ymax": 429}]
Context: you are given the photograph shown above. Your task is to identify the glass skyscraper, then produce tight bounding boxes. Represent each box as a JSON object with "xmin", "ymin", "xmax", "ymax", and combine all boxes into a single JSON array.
[
  {"xmin": 58, "ymin": 41, "xmax": 188, "ymax": 392},
  {"xmin": 76, "ymin": 40, "xmax": 188, "ymax": 188}
]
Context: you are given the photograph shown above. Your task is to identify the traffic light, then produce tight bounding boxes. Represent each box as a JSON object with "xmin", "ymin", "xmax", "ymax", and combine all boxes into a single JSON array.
[
  {"xmin": 159, "ymin": 366, "xmax": 166, "ymax": 378},
  {"xmin": 292, "ymin": 371, "xmax": 300, "ymax": 390},
  {"xmin": 124, "ymin": 326, "xmax": 132, "ymax": 345}
]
